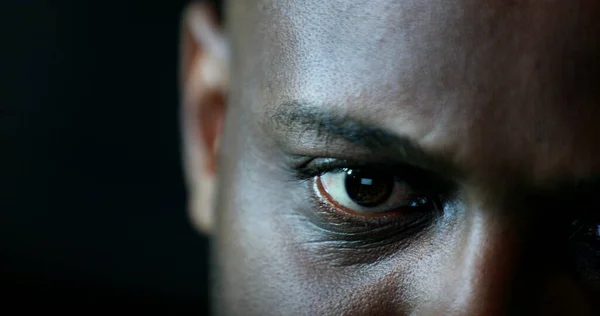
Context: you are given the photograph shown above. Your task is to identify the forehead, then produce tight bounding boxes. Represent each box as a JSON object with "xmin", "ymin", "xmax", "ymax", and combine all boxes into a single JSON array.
[{"xmin": 229, "ymin": 0, "xmax": 600, "ymax": 183}]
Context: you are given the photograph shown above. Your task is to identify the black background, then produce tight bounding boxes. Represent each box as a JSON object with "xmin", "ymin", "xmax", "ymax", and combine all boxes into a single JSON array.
[{"xmin": 1, "ymin": 0, "xmax": 210, "ymax": 314}]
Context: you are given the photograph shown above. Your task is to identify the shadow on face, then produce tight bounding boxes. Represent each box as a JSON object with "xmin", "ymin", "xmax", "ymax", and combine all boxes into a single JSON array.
[{"xmin": 181, "ymin": 0, "xmax": 600, "ymax": 314}]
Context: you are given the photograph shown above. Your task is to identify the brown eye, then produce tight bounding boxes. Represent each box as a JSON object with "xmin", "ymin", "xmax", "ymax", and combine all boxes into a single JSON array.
[
  {"xmin": 316, "ymin": 168, "xmax": 437, "ymax": 215},
  {"xmin": 344, "ymin": 169, "xmax": 395, "ymax": 207}
]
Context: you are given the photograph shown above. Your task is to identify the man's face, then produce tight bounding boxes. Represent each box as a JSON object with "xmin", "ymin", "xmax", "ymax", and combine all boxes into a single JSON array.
[{"xmin": 213, "ymin": 1, "xmax": 600, "ymax": 314}]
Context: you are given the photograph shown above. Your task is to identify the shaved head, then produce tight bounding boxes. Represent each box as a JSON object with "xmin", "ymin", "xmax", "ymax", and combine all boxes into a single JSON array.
[{"xmin": 182, "ymin": 1, "xmax": 600, "ymax": 314}]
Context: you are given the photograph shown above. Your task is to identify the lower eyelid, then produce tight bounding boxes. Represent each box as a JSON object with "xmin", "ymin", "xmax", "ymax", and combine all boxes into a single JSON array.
[{"xmin": 299, "ymin": 195, "xmax": 437, "ymax": 266}]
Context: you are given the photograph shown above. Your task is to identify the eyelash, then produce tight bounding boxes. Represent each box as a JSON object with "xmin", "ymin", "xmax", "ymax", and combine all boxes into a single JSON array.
[
  {"xmin": 285, "ymin": 158, "xmax": 447, "ymax": 263},
  {"xmin": 294, "ymin": 158, "xmax": 450, "ymax": 196},
  {"xmin": 295, "ymin": 158, "xmax": 393, "ymax": 180},
  {"xmin": 292, "ymin": 159, "xmax": 600, "ymax": 280},
  {"xmin": 293, "ymin": 157, "xmax": 448, "ymax": 224}
]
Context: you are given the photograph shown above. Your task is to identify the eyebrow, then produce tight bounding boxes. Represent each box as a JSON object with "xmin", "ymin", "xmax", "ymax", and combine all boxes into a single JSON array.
[
  {"xmin": 266, "ymin": 101, "xmax": 458, "ymax": 175},
  {"xmin": 266, "ymin": 101, "xmax": 600, "ymax": 197}
]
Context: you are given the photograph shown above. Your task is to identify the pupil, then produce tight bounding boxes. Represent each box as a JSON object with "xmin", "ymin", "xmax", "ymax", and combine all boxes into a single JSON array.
[{"xmin": 344, "ymin": 169, "xmax": 394, "ymax": 207}]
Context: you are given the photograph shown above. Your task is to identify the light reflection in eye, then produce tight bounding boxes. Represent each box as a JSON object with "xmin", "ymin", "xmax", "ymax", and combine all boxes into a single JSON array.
[{"xmin": 361, "ymin": 178, "xmax": 373, "ymax": 185}]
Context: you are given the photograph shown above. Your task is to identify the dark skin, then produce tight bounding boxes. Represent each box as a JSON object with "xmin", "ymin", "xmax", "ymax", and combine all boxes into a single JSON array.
[{"xmin": 181, "ymin": 0, "xmax": 600, "ymax": 314}]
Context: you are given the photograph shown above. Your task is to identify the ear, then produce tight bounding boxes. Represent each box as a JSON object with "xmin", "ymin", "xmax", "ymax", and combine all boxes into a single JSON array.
[{"xmin": 180, "ymin": 3, "xmax": 229, "ymax": 234}]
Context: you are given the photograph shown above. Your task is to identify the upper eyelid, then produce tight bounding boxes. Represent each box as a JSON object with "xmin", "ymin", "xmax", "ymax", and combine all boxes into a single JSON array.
[
  {"xmin": 297, "ymin": 158, "xmax": 429, "ymax": 177},
  {"xmin": 266, "ymin": 102, "xmax": 463, "ymax": 178},
  {"xmin": 300, "ymin": 159, "xmax": 457, "ymax": 196},
  {"xmin": 294, "ymin": 158, "xmax": 398, "ymax": 179}
]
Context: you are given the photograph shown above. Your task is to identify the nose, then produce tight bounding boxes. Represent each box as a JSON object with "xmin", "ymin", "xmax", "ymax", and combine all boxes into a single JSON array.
[
  {"xmin": 429, "ymin": 211, "xmax": 519, "ymax": 315},
  {"xmin": 418, "ymin": 211, "xmax": 596, "ymax": 316}
]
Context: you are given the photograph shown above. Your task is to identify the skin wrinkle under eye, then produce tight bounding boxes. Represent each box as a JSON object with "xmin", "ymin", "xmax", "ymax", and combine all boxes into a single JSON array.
[
  {"xmin": 295, "ymin": 215, "xmax": 437, "ymax": 267},
  {"xmin": 263, "ymin": 101, "xmax": 600, "ymax": 282},
  {"xmin": 264, "ymin": 107, "xmax": 460, "ymax": 275},
  {"xmin": 291, "ymin": 185, "xmax": 466, "ymax": 271},
  {"xmin": 283, "ymin": 167, "xmax": 448, "ymax": 267}
]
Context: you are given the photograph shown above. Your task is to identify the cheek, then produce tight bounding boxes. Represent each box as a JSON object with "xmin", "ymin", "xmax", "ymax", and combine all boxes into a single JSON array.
[
  {"xmin": 214, "ymin": 138, "xmax": 452, "ymax": 314},
  {"xmin": 214, "ymin": 149, "xmax": 326, "ymax": 313},
  {"xmin": 218, "ymin": 192, "xmax": 442, "ymax": 314}
]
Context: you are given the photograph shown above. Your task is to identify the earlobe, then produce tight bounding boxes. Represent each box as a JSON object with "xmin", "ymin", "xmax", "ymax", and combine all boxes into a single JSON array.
[{"xmin": 180, "ymin": 3, "xmax": 229, "ymax": 235}]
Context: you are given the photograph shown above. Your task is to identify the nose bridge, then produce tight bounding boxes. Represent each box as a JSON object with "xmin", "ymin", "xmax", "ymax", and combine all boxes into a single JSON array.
[{"xmin": 437, "ymin": 210, "xmax": 521, "ymax": 315}]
